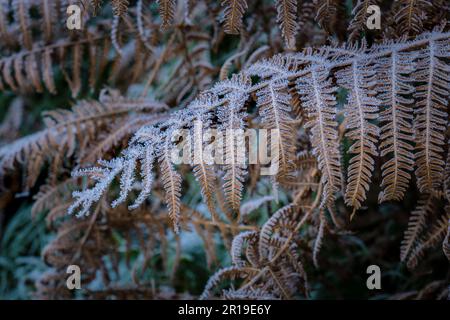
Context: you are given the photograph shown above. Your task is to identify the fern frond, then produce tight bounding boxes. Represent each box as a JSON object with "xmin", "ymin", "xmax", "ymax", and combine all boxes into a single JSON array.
[
  {"xmin": 378, "ymin": 51, "xmax": 416, "ymax": 202},
  {"xmin": 111, "ymin": 0, "xmax": 129, "ymax": 16},
  {"xmin": 32, "ymin": 178, "xmax": 79, "ymax": 218},
  {"xmin": 400, "ymin": 195, "xmax": 435, "ymax": 262},
  {"xmin": 191, "ymin": 112, "xmax": 217, "ymax": 219},
  {"xmin": 314, "ymin": 0, "xmax": 340, "ymax": 33},
  {"xmin": 296, "ymin": 67, "xmax": 343, "ymax": 208},
  {"xmin": 0, "ymin": 92, "xmax": 166, "ymax": 188},
  {"xmin": 68, "ymin": 158, "xmax": 125, "ymax": 217},
  {"xmin": 394, "ymin": 0, "xmax": 434, "ymax": 36},
  {"xmin": 129, "ymin": 144, "xmax": 155, "ymax": 210},
  {"xmin": 0, "ymin": 36, "xmax": 112, "ymax": 97},
  {"xmin": 200, "ymin": 266, "xmax": 257, "ymax": 299},
  {"xmin": 348, "ymin": 0, "xmax": 378, "ymax": 42},
  {"xmin": 12, "ymin": 0, "xmax": 32, "ymax": 50},
  {"xmin": 221, "ymin": 0, "xmax": 248, "ymax": 35},
  {"xmin": 231, "ymin": 230, "xmax": 258, "ymax": 267},
  {"xmin": 34, "ymin": 0, "xmax": 53, "ymax": 43},
  {"xmin": 218, "ymin": 83, "xmax": 250, "ymax": 214},
  {"xmin": 259, "ymin": 204, "xmax": 295, "ymax": 259},
  {"xmin": 240, "ymin": 196, "xmax": 274, "ymax": 217},
  {"xmin": 413, "ymin": 38, "xmax": 450, "ymax": 194},
  {"xmin": 336, "ymin": 60, "xmax": 380, "ymax": 213},
  {"xmin": 275, "ymin": 0, "xmax": 298, "ymax": 49},
  {"xmin": 257, "ymin": 79, "xmax": 296, "ymax": 180},
  {"xmin": 312, "ymin": 209, "xmax": 326, "ymax": 268},
  {"xmin": 157, "ymin": 0, "xmax": 176, "ymax": 29},
  {"xmin": 159, "ymin": 139, "xmax": 182, "ymax": 233},
  {"xmin": 407, "ymin": 212, "xmax": 449, "ymax": 269}
]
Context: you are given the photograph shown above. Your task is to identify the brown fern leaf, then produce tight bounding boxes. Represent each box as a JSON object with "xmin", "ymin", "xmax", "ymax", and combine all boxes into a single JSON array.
[
  {"xmin": 192, "ymin": 145, "xmax": 217, "ymax": 220},
  {"xmin": 407, "ymin": 211, "xmax": 450, "ymax": 269},
  {"xmin": 0, "ymin": 36, "xmax": 112, "ymax": 96},
  {"xmin": 296, "ymin": 67, "xmax": 343, "ymax": 208},
  {"xmin": 377, "ymin": 51, "xmax": 415, "ymax": 202},
  {"xmin": 275, "ymin": 0, "xmax": 298, "ymax": 49},
  {"xmin": 111, "ymin": 0, "xmax": 129, "ymax": 16},
  {"xmin": 42, "ymin": 49, "xmax": 57, "ymax": 94},
  {"xmin": 221, "ymin": 0, "xmax": 248, "ymax": 35},
  {"xmin": 413, "ymin": 38, "xmax": 449, "ymax": 194},
  {"xmin": 394, "ymin": 0, "xmax": 434, "ymax": 36},
  {"xmin": 0, "ymin": 92, "xmax": 164, "ymax": 188},
  {"xmin": 12, "ymin": 0, "xmax": 32, "ymax": 50},
  {"xmin": 400, "ymin": 195, "xmax": 435, "ymax": 262},
  {"xmin": 200, "ymin": 266, "xmax": 257, "ymax": 299},
  {"xmin": 312, "ymin": 208, "xmax": 326, "ymax": 268},
  {"xmin": 41, "ymin": 0, "xmax": 57, "ymax": 43},
  {"xmin": 336, "ymin": 60, "xmax": 380, "ymax": 214},
  {"xmin": 157, "ymin": 0, "xmax": 176, "ymax": 30},
  {"xmin": 203, "ymin": 203, "xmax": 308, "ymax": 299},
  {"xmin": 60, "ymin": 42, "xmax": 83, "ymax": 98},
  {"xmin": 348, "ymin": 0, "xmax": 378, "ymax": 42},
  {"xmin": 215, "ymin": 75, "xmax": 249, "ymax": 214},
  {"xmin": 32, "ymin": 178, "xmax": 79, "ymax": 219},
  {"xmin": 240, "ymin": 196, "xmax": 274, "ymax": 218},
  {"xmin": 231, "ymin": 230, "xmax": 259, "ymax": 267},
  {"xmin": 218, "ymin": 80, "xmax": 250, "ymax": 214},
  {"xmin": 259, "ymin": 204, "xmax": 296, "ymax": 258},
  {"xmin": 159, "ymin": 140, "xmax": 182, "ymax": 233},
  {"xmin": 256, "ymin": 80, "xmax": 296, "ymax": 181},
  {"xmin": 314, "ymin": 0, "xmax": 340, "ymax": 33}
]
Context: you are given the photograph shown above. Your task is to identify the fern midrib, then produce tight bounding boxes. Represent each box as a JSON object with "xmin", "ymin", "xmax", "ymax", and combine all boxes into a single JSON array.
[
  {"xmin": 269, "ymin": 83, "xmax": 288, "ymax": 171},
  {"xmin": 391, "ymin": 52, "xmax": 400, "ymax": 195},
  {"xmin": 225, "ymin": 107, "xmax": 240, "ymax": 212},
  {"xmin": 424, "ymin": 40, "xmax": 435, "ymax": 190},
  {"xmin": 350, "ymin": 62, "xmax": 366, "ymax": 208}
]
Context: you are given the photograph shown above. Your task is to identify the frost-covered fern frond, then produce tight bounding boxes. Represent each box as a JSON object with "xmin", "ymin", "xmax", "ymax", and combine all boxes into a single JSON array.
[
  {"xmin": 336, "ymin": 58, "xmax": 380, "ymax": 213},
  {"xmin": 413, "ymin": 37, "xmax": 450, "ymax": 194},
  {"xmin": 201, "ymin": 204, "xmax": 309, "ymax": 299},
  {"xmin": 400, "ymin": 195, "xmax": 435, "ymax": 262},
  {"xmin": 0, "ymin": 90, "xmax": 168, "ymax": 188},
  {"xmin": 377, "ymin": 50, "xmax": 416, "ymax": 202},
  {"xmin": 296, "ymin": 67, "xmax": 343, "ymax": 209},
  {"xmin": 68, "ymin": 30, "xmax": 450, "ymax": 226}
]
